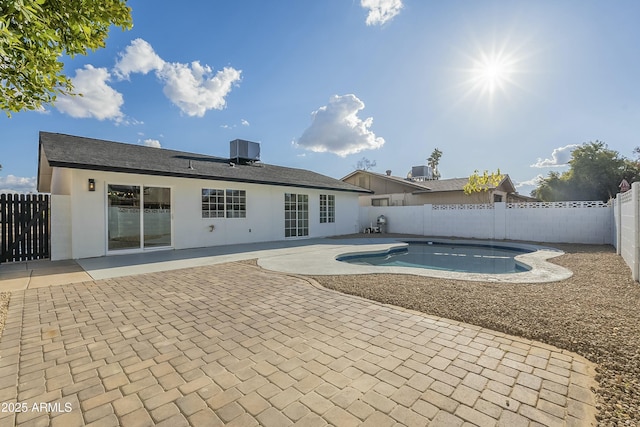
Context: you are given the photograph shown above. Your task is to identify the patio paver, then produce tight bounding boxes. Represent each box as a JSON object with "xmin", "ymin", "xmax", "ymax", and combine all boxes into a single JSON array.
[{"xmin": 0, "ymin": 262, "xmax": 597, "ymax": 426}]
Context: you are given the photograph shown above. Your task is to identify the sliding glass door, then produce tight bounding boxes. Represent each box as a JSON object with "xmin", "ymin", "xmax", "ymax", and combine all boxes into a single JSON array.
[
  {"xmin": 108, "ymin": 185, "xmax": 141, "ymax": 250},
  {"xmin": 107, "ymin": 184, "xmax": 171, "ymax": 251},
  {"xmin": 143, "ymin": 186, "xmax": 171, "ymax": 248}
]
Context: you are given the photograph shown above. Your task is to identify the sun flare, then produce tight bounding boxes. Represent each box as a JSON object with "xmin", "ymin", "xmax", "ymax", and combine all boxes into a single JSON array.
[
  {"xmin": 456, "ymin": 39, "xmax": 528, "ymax": 108},
  {"xmin": 470, "ymin": 51, "xmax": 516, "ymax": 96}
]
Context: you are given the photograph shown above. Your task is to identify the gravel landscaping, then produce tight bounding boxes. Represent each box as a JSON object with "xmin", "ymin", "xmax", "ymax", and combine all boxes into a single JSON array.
[{"xmin": 314, "ymin": 241, "xmax": 640, "ymax": 426}]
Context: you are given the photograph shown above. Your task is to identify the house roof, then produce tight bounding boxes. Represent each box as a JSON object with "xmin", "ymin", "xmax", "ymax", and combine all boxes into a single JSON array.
[
  {"xmin": 341, "ymin": 169, "xmax": 429, "ymax": 191},
  {"xmin": 38, "ymin": 132, "xmax": 370, "ymax": 194},
  {"xmin": 412, "ymin": 176, "xmax": 517, "ymax": 194},
  {"xmin": 341, "ymin": 169, "xmax": 517, "ymax": 194}
]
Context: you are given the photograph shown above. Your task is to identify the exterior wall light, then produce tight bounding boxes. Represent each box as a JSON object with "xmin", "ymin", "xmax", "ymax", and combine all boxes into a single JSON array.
[{"xmin": 88, "ymin": 179, "xmax": 96, "ymax": 192}]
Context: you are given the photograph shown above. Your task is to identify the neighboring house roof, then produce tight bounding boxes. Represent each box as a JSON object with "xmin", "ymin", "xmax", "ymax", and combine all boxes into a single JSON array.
[
  {"xmin": 410, "ymin": 177, "xmax": 473, "ymax": 193},
  {"xmin": 341, "ymin": 170, "xmax": 430, "ymax": 192},
  {"xmin": 412, "ymin": 176, "xmax": 517, "ymax": 194},
  {"xmin": 38, "ymin": 132, "xmax": 370, "ymax": 194},
  {"xmin": 342, "ymin": 169, "xmax": 517, "ymax": 194}
]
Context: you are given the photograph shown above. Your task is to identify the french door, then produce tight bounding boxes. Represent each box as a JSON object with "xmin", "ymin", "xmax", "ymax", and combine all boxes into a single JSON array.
[
  {"xmin": 284, "ymin": 193, "xmax": 309, "ymax": 237},
  {"xmin": 107, "ymin": 185, "xmax": 172, "ymax": 251}
]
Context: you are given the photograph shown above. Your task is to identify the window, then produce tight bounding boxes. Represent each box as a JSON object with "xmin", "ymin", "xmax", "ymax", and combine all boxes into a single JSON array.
[
  {"xmin": 202, "ymin": 189, "xmax": 225, "ymax": 218},
  {"xmin": 320, "ymin": 194, "xmax": 335, "ymax": 223},
  {"xmin": 202, "ymin": 188, "xmax": 246, "ymax": 218},
  {"xmin": 371, "ymin": 198, "xmax": 389, "ymax": 206},
  {"xmin": 285, "ymin": 193, "xmax": 309, "ymax": 237},
  {"xmin": 226, "ymin": 189, "xmax": 246, "ymax": 218}
]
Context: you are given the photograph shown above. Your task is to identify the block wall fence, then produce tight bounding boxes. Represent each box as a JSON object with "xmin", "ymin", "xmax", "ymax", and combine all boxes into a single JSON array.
[
  {"xmin": 613, "ymin": 182, "xmax": 640, "ymax": 281},
  {"xmin": 360, "ymin": 201, "xmax": 613, "ymax": 245}
]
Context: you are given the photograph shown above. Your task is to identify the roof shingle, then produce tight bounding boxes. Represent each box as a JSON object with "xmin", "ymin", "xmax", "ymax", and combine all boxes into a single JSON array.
[{"xmin": 39, "ymin": 132, "xmax": 369, "ymax": 193}]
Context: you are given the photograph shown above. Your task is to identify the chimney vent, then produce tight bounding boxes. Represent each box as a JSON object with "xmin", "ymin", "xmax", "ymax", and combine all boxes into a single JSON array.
[{"xmin": 386, "ymin": 170, "xmax": 392, "ymax": 176}]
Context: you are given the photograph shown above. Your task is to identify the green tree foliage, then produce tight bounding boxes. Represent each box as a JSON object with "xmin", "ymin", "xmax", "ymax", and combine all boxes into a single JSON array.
[
  {"xmin": 427, "ymin": 148, "xmax": 443, "ymax": 180},
  {"xmin": 532, "ymin": 141, "xmax": 640, "ymax": 202},
  {"xmin": 463, "ymin": 169, "xmax": 504, "ymax": 196},
  {"xmin": 0, "ymin": 0, "xmax": 132, "ymax": 115}
]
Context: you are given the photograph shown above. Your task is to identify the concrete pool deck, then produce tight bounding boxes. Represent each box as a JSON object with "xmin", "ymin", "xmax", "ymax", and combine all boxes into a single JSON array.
[
  {"xmin": 0, "ymin": 255, "xmax": 596, "ymax": 426},
  {"xmin": 0, "ymin": 237, "xmax": 572, "ymax": 291},
  {"xmin": 258, "ymin": 238, "xmax": 573, "ymax": 284}
]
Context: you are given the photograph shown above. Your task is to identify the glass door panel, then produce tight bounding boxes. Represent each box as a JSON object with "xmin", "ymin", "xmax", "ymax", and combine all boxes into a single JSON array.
[
  {"xmin": 284, "ymin": 193, "xmax": 309, "ymax": 237},
  {"xmin": 107, "ymin": 185, "xmax": 141, "ymax": 250},
  {"xmin": 143, "ymin": 187, "xmax": 171, "ymax": 248}
]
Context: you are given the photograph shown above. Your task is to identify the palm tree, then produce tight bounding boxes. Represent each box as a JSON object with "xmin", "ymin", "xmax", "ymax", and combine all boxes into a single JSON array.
[{"xmin": 427, "ymin": 149, "xmax": 442, "ymax": 180}]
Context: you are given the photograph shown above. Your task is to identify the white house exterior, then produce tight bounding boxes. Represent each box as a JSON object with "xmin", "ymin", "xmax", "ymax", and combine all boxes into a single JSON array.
[{"xmin": 37, "ymin": 132, "xmax": 369, "ymax": 260}]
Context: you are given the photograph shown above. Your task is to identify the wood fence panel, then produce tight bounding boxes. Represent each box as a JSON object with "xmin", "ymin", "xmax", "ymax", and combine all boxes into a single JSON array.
[{"xmin": 0, "ymin": 193, "xmax": 50, "ymax": 263}]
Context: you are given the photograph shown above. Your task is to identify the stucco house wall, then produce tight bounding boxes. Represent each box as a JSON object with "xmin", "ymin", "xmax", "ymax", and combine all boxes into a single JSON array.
[
  {"xmin": 50, "ymin": 167, "xmax": 359, "ymax": 260},
  {"xmin": 38, "ymin": 132, "xmax": 365, "ymax": 261}
]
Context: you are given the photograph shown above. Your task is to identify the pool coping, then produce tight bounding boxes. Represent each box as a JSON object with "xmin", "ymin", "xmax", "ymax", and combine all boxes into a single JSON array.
[{"xmin": 258, "ymin": 237, "xmax": 573, "ymax": 283}]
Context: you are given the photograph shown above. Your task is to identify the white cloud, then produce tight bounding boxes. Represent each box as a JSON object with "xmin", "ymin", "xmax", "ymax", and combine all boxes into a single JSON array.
[
  {"xmin": 516, "ymin": 174, "xmax": 543, "ymax": 188},
  {"xmin": 241, "ymin": 119, "xmax": 250, "ymax": 126},
  {"xmin": 158, "ymin": 62, "xmax": 241, "ymax": 117},
  {"xmin": 114, "ymin": 38, "xmax": 165, "ymax": 79},
  {"xmin": 57, "ymin": 39, "xmax": 241, "ymax": 121},
  {"xmin": 295, "ymin": 94, "xmax": 385, "ymax": 157},
  {"xmin": 361, "ymin": 0, "xmax": 403, "ymax": 26},
  {"xmin": 531, "ymin": 144, "xmax": 579, "ymax": 168},
  {"xmin": 114, "ymin": 39, "xmax": 242, "ymax": 117},
  {"xmin": 55, "ymin": 65, "xmax": 124, "ymax": 121},
  {"xmin": 141, "ymin": 139, "xmax": 161, "ymax": 148},
  {"xmin": 0, "ymin": 175, "xmax": 37, "ymax": 193}
]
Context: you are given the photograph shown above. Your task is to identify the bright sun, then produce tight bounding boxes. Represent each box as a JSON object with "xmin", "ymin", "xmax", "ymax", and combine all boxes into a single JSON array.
[
  {"xmin": 471, "ymin": 51, "xmax": 516, "ymax": 96},
  {"xmin": 457, "ymin": 40, "xmax": 527, "ymax": 108}
]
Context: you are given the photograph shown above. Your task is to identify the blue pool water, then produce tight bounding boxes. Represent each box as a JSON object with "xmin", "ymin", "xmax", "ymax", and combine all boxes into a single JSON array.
[{"xmin": 337, "ymin": 241, "xmax": 532, "ymax": 274}]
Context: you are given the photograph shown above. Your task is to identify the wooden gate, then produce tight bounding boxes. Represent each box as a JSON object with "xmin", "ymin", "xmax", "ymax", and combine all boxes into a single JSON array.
[{"xmin": 0, "ymin": 193, "xmax": 50, "ymax": 263}]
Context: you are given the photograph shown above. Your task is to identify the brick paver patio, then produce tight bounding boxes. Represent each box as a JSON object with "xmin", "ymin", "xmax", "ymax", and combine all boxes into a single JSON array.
[{"xmin": 0, "ymin": 262, "xmax": 597, "ymax": 426}]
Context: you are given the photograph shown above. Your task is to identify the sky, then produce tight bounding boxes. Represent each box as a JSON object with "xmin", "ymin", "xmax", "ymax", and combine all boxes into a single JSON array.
[{"xmin": 2, "ymin": 0, "xmax": 640, "ymax": 195}]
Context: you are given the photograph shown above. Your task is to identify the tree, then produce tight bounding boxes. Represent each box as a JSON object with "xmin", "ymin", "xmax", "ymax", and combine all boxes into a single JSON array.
[
  {"xmin": 354, "ymin": 157, "xmax": 376, "ymax": 171},
  {"xmin": 427, "ymin": 148, "xmax": 442, "ymax": 180},
  {"xmin": 532, "ymin": 141, "xmax": 640, "ymax": 202},
  {"xmin": 1, "ymin": 0, "xmax": 133, "ymax": 115},
  {"xmin": 463, "ymin": 169, "xmax": 504, "ymax": 202}
]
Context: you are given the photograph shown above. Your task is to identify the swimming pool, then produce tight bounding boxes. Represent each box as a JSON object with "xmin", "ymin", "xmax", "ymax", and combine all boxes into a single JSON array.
[{"xmin": 337, "ymin": 241, "xmax": 532, "ymax": 274}]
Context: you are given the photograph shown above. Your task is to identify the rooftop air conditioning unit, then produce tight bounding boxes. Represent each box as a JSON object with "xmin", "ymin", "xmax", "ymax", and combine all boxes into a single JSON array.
[
  {"xmin": 230, "ymin": 139, "xmax": 260, "ymax": 164},
  {"xmin": 411, "ymin": 165, "xmax": 433, "ymax": 181}
]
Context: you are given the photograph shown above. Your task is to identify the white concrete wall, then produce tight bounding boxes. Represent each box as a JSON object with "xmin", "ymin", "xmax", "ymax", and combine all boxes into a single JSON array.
[
  {"xmin": 51, "ymin": 168, "xmax": 360, "ymax": 259},
  {"xmin": 505, "ymin": 202, "xmax": 613, "ymax": 244},
  {"xmin": 360, "ymin": 205, "xmax": 424, "ymax": 235},
  {"xmin": 361, "ymin": 201, "xmax": 613, "ymax": 245},
  {"xmin": 614, "ymin": 183, "xmax": 639, "ymax": 280},
  {"xmin": 50, "ymin": 195, "xmax": 72, "ymax": 261},
  {"xmin": 431, "ymin": 204, "xmax": 496, "ymax": 239}
]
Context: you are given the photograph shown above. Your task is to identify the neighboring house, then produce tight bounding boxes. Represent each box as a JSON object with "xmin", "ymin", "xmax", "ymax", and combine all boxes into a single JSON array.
[
  {"xmin": 37, "ymin": 132, "xmax": 369, "ymax": 260},
  {"xmin": 341, "ymin": 169, "xmax": 535, "ymax": 206}
]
